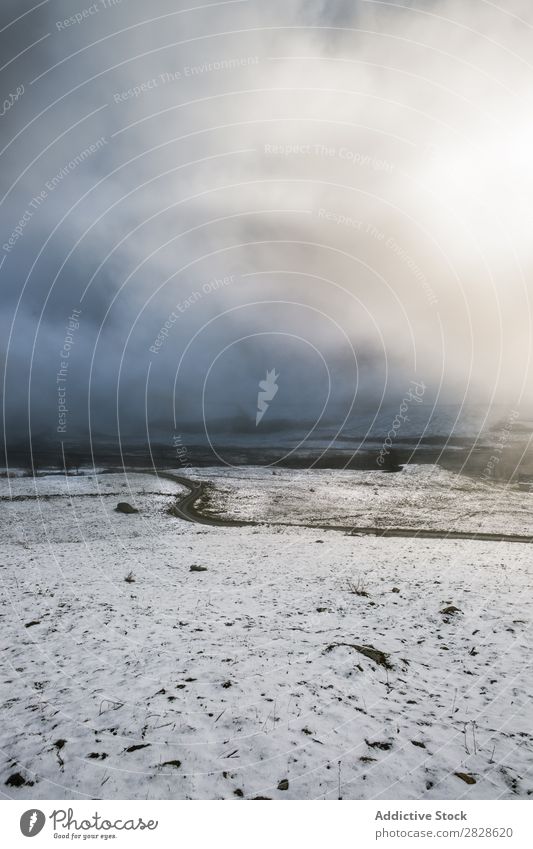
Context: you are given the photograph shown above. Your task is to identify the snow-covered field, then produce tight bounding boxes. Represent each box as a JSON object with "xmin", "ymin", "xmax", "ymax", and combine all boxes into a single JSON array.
[
  {"xmin": 1, "ymin": 467, "xmax": 532, "ymax": 800},
  {"xmin": 190, "ymin": 465, "xmax": 533, "ymax": 535}
]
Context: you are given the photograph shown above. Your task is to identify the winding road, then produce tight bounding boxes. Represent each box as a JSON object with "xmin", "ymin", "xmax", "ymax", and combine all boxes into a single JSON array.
[
  {"xmin": 155, "ymin": 471, "xmax": 250, "ymax": 527},
  {"xmin": 156, "ymin": 470, "xmax": 533, "ymax": 544}
]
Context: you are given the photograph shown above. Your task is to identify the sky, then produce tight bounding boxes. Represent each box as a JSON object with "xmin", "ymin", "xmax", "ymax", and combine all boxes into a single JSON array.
[{"xmin": 1, "ymin": 0, "xmax": 533, "ymax": 457}]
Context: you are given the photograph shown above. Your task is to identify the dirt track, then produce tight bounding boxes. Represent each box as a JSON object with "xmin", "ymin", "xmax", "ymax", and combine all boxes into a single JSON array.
[{"xmin": 157, "ymin": 471, "xmax": 533, "ymax": 544}]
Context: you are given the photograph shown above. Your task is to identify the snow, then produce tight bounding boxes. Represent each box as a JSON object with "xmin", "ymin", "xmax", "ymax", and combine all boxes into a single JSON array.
[
  {"xmin": 1, "ymin": 467, "xmax": 532, "ymax": 800},
  {"xmin": 0, "ymin": 472, "xmax": 185, "ymax": 545},
  {"xmin": 187, "ymin": 465, "xmax": 533, "ymax": 535}
]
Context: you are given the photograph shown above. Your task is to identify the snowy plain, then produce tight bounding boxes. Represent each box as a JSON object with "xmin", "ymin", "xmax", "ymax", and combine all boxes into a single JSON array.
[
  {"xmin": 190, "ymin": 464, "xmax": 533, "ymax": 536},
  {"xmin": 1, "ymin": 467, "xmax": 532, "ymax": 800}
]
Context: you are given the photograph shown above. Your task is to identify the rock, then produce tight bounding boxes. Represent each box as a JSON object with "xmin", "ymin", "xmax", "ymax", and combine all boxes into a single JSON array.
[
  {"xmin": 222, "ymin": 680, "xmax": 232, "ymax": 689},
  {"xmin": 233, "ymin": 788, "xmax": 244, "ymax": 797},
  {"xmin": 325, "ymin": 642, "xmax": 393, "ymax": 670},
  {"xmin": 5, "ymin": 772, "xmax": 33, "ymax": 787},
  {"xmin": 365, "ymin": 739, "xmax": 392, "ymax": 751},
  {"xmin": 391, "ymin": 587, "xmax": 400, "ymax": 593},
  {"xmin": 115, "ymin": 502, "xmax": 138, "ymax": 514},
  {"xmin": 190, "ymin": 565, "xmax": 208, "ymax": 572},
  {"xmin": 455, "ymin": 772, "xmax": 476, "ymax": 785},
  {"xmin": 277, "ymin": 778, "xmax": 289, "ymax": 791}
]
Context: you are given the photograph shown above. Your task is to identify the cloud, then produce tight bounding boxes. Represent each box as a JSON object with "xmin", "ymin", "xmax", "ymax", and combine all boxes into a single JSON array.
[{"xmin": 2, "ymin": 0, "xmax": 533, "ymax": 455}]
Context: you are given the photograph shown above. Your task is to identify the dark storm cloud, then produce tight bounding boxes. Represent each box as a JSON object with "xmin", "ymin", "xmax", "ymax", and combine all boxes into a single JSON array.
[{"xmin": 1, "ymin": 0, "xmax": 533, "ymax": 457}]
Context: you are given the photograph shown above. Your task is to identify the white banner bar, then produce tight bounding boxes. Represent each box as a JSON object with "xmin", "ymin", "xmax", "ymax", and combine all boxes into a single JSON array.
[{"xmin": 2, "ymin": 800, "xmax": 531, "ymax": 848}]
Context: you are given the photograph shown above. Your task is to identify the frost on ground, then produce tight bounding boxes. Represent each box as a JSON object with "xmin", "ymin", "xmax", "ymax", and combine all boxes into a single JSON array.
[
  {"xmin": 191, "ymin": 465, "xmax": 533, "ymax": 535},
  {"xmin": 0, "ymin": 468, "xmax": 532, "ymax": 800}
]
